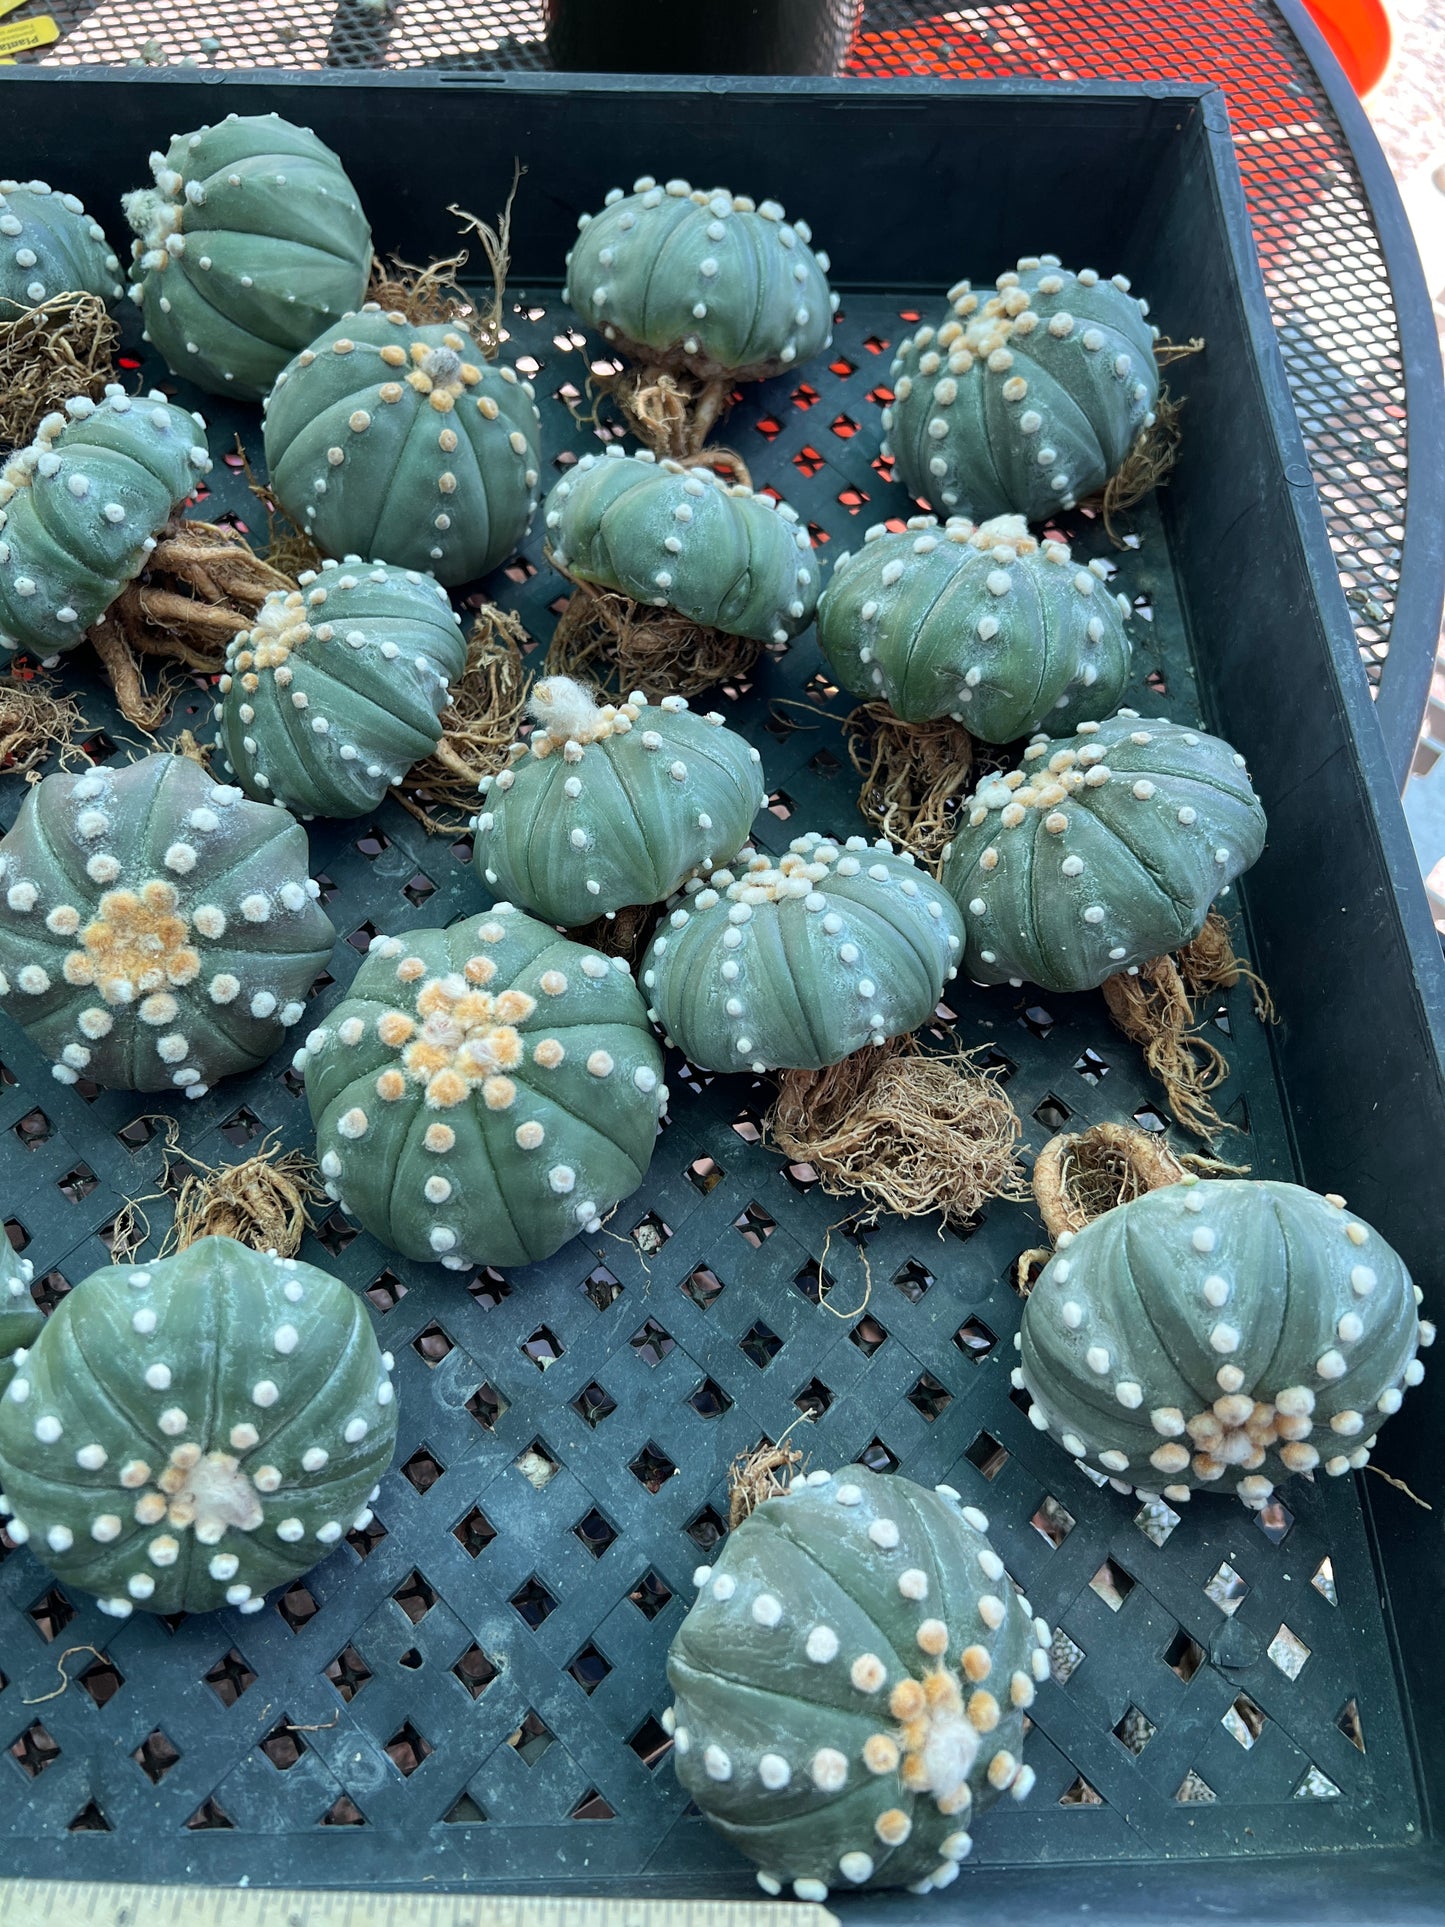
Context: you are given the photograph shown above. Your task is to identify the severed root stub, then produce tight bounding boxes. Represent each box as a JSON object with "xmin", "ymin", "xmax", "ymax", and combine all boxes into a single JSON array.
[
  {"xmin": 592, "ymin": 362, "xmax": 737, "ymax": 461},
  {"xmin": 546, "ymin": 573, "xmax": 761, "ymax": 701},
  {"xmin": 391, "ymin": 604, "xmax": 532, "ymax": 836},
  {"xmin": 728, "ymin": 1437, "xmax": 806, "ymax": 1529},
  {"xmin": 766, "ymin": 1034, "xmax": 1028, "ymax": 1228},
  {"xmin": 164, "ymin": 1132, "xmax": 323, "ymax": 1260},
  {"xmin": 844, "ymin": 700, "xmax": 974, "ymax": 864},
  {"xmin": 1092, "ymin": 338, "xmax": 1205, "ymax": 544}
]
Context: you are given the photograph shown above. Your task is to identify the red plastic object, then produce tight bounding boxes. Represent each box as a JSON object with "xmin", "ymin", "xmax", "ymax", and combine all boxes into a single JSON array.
[{"xmin": 1299, "ymin": 0, "xmax": 1392, "ymax": 95}]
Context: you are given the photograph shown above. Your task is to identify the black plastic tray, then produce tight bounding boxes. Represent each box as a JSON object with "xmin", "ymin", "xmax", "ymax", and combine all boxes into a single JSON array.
[{"xmin": 1, "ymin": 71, "xmax": 1444, "ymax": 1922}]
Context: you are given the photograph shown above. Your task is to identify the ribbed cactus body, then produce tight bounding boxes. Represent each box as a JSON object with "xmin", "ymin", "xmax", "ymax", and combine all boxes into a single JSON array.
[
  {"xmin": 0, "ymin": 180, "xmax": 123, "ymax": 310},
  {"xmin": 123, "ymin": 113, "xmax": 371, "ymax": 401},
  {"xmin": 818, "ymin": 513, "xmax": 1132, "ymax": 735},
  {"xmin": 0, "ymin": 1236, "xmax": 397, "ymax": 1617},
  {"xmin": 474, "ymin": 677, "xmax": 764, "ymax": 926},
  {"xmin": 640, "ymin": 833, "xmax": 961, "ymax": 1074},
  {"xmin": 0, "ymin": 1244, "xmax": 42, "ymax": 1398},
  {"xmin": 564, "ymin": 173, "xmax": 837, "ymax": 383},
  {"xmin": 885, "ymin": 255, "xmax": 1158, "ymax": 522},
  {"xmin": 0, "ymin": 754, "xmax": 335, "ymax": 1096},
  {"xmin": 1017, "ymin": 1179, "xmax": 1429, "ymax": 1509},
  {"xmin": 298, "ymin": 907, "xmax": 667, "ymax": 1271},
  {"xmin": 940, "ymin": 714, "xmax": 1266, "ymax": 993},
  {"xmin": 216, "ymin": 556, "xmax": 466, "ymax": 819},
  {"xmin": 0, "ymin": 387, "xmax": 210, "ymax": 659},
  {"xmin": 545, "ymin": 449, "xmax": 817, "ymax": 647},
  {"xmin": 264, "ymin": 308, "xmax": 541, "ymax": 587},
  {"xmin": 668, "ymin": 1466, "xmax": 1046, "ymax": 1900}
]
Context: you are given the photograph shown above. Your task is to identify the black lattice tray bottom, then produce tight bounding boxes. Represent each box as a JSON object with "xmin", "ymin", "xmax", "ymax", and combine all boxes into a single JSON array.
[{"xmin": 0, "ymin": 290, "xmax": 1418, "ymax": 1890}]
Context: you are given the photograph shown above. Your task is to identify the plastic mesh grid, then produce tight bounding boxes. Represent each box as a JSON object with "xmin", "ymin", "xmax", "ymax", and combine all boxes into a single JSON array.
[
  {"xmin": 21, "ymin": 0, "xmax": 1409, "ymax": 711},
  {"xmin": 0, "ymin": 289, "xmax": 1419, "ymax": 1883}
]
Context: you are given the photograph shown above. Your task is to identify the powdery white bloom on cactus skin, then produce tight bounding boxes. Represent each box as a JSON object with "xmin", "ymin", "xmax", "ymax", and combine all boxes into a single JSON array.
[
  {"xmin": 474, "ymin": 678, "xmax": 765, "ymax": 927},
  {"xmin": 666, "ymin": 1465, "xmax": 1045, "ymax": 1897},
  {"xmin": 564, "ymin": 174, "xmax": 837, "ymax": 384},
  {"xmin": 300, "ymin": 906, "xmax": 667, "ymax": 1271},
  {"xmin": 940, "ymin": 712, "xmax": 1266, "ymax": 994},
  {"xmin": 215, "ymin": 558, "xmax": 466, "ymax": 819},
  {"xmin": 0, "ymin": 755, "xmax": 333, "ymax": 1097},
  {"xmin": 885, "ymin": 255, "xmax": 1159, "ymax": 523},
  {"xmin": 0, "ymin": 180, "xmax": 123, "ymax": 313},
  {"xmin": 263, "ymin": 309, "xmax": 541, "ymax": 587},
  {"xmin": 122, "ymin": 113, "xmax": 371, "ymax": 401},
  {"xmin": 1017, "ymin": 1179, "xmax": 1428, "ymax": 1509},
  {"xmin": 0, "ymin": 1237, "xmax": 397, "ymax": 1615}
]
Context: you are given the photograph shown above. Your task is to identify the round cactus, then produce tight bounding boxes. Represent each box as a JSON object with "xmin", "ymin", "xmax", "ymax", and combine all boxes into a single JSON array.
[
  {"xmin": 884, "ymin": 255, "xmax": 1158, "ymax": 523},
  {"xmin": 474, "ymin": 677, "xmax": 764, "ymax": 927},
  {"xmin": 0, "ymin": 754, "xmax": 335, "ymax": 1097},
  {"xmin": 297, "ymin": 906, "xmax": 667, "ymax": 1271},
  {"xmin": 0, "ymin": 180, "xmax": 123, "ymax": 311},
  {"xmin": 1016, "ymin": 1178, "xmax": 1431, "ymax": 1510},
  {"xmin": 818, "ymin": 512, "xmax": 1132, "ymax": 735},
  {"xmin": 0, "ymin": 1243, "xmax": 43, "ymax": 1399},
  {"xmin": 668, "ymin": 1465, "xmax": 1046, "ymax": 1901},
  {"xmin": 545, "ymin": 448, "xmax": 817, "ymax": 647},
  {"xmin": 563, "ymin": 173, "xmax": 837, "ymax": 383},
  {"xmin": 263, "ymin": 307, "xmax": 541, "ymax": 587},
  {"xmin": 940, "ymin": 713, "xmax": 1266, "ymax": 993},
  {"xmin": 0, "ymin": 386, "xmax": 210, "ymax": 660},
  {"xmin": 640, "ymin": 833, "xmax": 961, "ymax": 1074},
  {"xmin": 122, "ymin": 112, "xmax": 371, "ymax": 401},
  {"xmin": 0, "ymin": 1236, "xmax": 397, "ymax": 1618},
  {"xmin": 215, "ymin": 555, "xmax": 466, "ymax": 819}
]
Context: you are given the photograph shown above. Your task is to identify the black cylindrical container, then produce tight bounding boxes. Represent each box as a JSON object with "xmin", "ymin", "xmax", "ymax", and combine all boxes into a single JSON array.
[{"xmin": 545, "ymin": 0, "xmax": 861, "ymax": 75}]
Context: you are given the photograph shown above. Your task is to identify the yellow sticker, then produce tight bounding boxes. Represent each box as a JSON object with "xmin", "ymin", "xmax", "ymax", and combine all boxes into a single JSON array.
[
  {"xmin": 0, "ymin": 14, "xmax": 58, "ymax": 50},
  {"xmin": 0, "ymin": 0, "xmax": 37, "ymax": 18}
]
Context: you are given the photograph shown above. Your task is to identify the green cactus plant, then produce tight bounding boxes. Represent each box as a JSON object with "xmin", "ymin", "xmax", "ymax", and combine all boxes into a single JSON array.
[
  {"xmin": 0, "ymin": 1242, "xmax": 43, "ymax": 1400},
  {"xmin": 817, "ymin": 512, "xmax": 1132, "ymax": 735},
  {"xmin": 940, "ymin": 713, "xmax": 1266, "ymax": 993},
  {"xmin": 0, "ymin": 180, "xmax": 123, "ymax": 311},
  {"xmin": 668, "ymin": 1465, "xmax": 1047, "ymax": 1900},
  {"xmin": 215, "ymin": 555, "xmax": 466, "ymax": 819},
  {"xmin": 263, "ymin": 307, "xmax": 541, "ymax": 587},
  {"xmin": 0, "ymin": 754, "xmax": 335, "ymax": 1096},
  {"xmin": 0, "ymin": 386, "xmax": 210, "ymax": 660},
  {"xmin": 123, "ymin": 112, "xmax": 371, "ymax": 401},
  {"xmin": 1016, "ymin": 1177, "xmax": 1432, "ymax": 1509},
  {"xmin": 473, "ymin": 675, "xmax": 764, "ymax": 927},
  {"xmin": 545, "ymin": 448, "xmax": 817, "ymax": 648},
  {"xmin": 297, "ymin": 905, "xmax": 667, "ymax": 1270},
  {"xmin": 0, "ymin": 1236, "xmax": 397, "ymax": 1617},
  {"xmin": 884, "ymin": 256, "xmax": 1159, "ymax": 523},
  {"xmin": 563, "ymin": 173, "xmax": 838, "ymax": 384},
  {"xmin": 640, "ymin": 833, "xmax": 961, "ymax": 1073}
]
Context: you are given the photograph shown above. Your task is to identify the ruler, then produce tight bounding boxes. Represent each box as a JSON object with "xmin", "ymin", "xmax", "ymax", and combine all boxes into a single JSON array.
[{"xmin": 0, "ymin": 1886, "xmax": 837, "ymax": 1927}]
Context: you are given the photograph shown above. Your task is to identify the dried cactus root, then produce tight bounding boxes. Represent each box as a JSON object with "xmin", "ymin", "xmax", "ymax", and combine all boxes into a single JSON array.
[
  {"xmin": 1033, "ymin": 1121, "xmax": 1193, "ymax": 1243},
  {"xmin": 844, "ymin": 700, "xmax": 974, "ymax": 864},
  {"xmin": 366, "ymin": 178, "xmax": 518, "ymax": 360},
  {"xmin": 766, "ymin": 1035, "xmax": 1028, "ymax": 1227},
  {"xmin": 546, "ymin": 578, "xmax": 760, "ymax": 700},
  {"xmin": 390, "ymin": 605, "xmax": 532, "ymax": 836},
  {"xmin": 594, "ymin": 363, "xmax": 736, "ymax": 460},
  {"xmin": 1094, "ymin": 338, "xmax": 1204, "ymax": 543},
  {"xmin": 1177, "ymin": 907, "xmax": 1277, "ymax": 1024},
  {"xmin": 1101, "ymin": 953, "xmax": 1233, "ymax": 1140},
  {"xmin": 234, "ymin": 442, "xmax": 324, "ymax": 578},
  {"xmin": 565, "ymin": 900, "xmax": 659, "ymax": 968},
  {"xmin": 0, "ymin": 669, "xmax": 84, "ymax": 777},
  {"xmin": 164, "ymin": 1132, "xmax": 323, "ymax": 1259},
  {"xmin": 728, "ymin": 1437, "xmax": 806, "ymax": 1529},
  {"xmin": 0, "ymin": 291, "xmax": 119, "ymax": 451}
]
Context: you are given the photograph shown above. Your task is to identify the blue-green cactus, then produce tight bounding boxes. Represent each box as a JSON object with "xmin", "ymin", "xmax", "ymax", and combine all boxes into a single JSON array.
[
  {"xmin": 0, "ymin": 1241, "xmax": 42, "ymax": 1399},
  {"xmin": 0, "ymin": 180, "xmax": 123, "ymax": 311}
]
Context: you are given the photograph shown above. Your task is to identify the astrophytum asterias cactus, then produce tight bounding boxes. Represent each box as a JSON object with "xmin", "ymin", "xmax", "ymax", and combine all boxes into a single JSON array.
[
  {"xmin": 1016, "ymin": 1178, "xmax": 1431, "ymax": 1510},
  {"xmin": 0, "ymin": 1237, "xmax": 397, "ymax": 1617},
  {"xmin": 884, "ymin": 255, "xmax": 1158, "ymax": 523},
  {"xmin": 216, "ymin": 555, "xmax": 466, "ymax": 819},
  {"xmin": 0, "ymin": 1243, "xmax": 43, "ymax": 1399},
  {"xmin": 123, "ymin": 112, "xmax": 371, "ymax": 400},
  {"xmin": 668, "ymin": 1466, "xmax": 1047, "ymax": 1900},
  {"xmin": 940, "ymin": 713, "xmax": 1266, "ymax": 993},
  {"xmin": 298, "ymin": 906, "xmax": 667, "ymax": 1270},
  {"xmin": 0, "ymin": 386, "xmax": 210, "ymax": 660},
  {"xmin": 0, "ymin": 180, "xmax": 123, "ymax": 310},
  {"xmin": 545, "ymin": 448, "xmax": 817, "ymax": 647},
  {"xmin": 817, "ymin": 513, "xmax": 1132, "ymax": 736},
  {"xmin": 474, "ymin": 677, "xmax": 764, "ymax": 927},
  {"xmin": 563, "ymin": 173, "xmax": 837, "ymax": 382},
  {"xmin": 641, "ymin": 834, "xmax": 961, "ymax": 1074},
  {"xmin": 264, "ymin": 307, "xmax": 541, "ymax": 587},
  {"xmin": 0, "ymin": 755, "xmax": 335, "ymax": 1096}
]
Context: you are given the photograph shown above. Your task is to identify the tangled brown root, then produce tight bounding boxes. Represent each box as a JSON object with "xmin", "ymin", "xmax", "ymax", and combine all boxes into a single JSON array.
[
  {"xmin": 235, "ymin": 441, "xmax": 324, "ymax": 578},
  {"xmin": 589, "ymin": 362, "xmax": 737, "ymax": 461},
  {"xmin": 1093, "ymin": 338, "xmax": 1205, "ymax": 544},
  {"xmin": 1101, "ymin": 953, "xmax": 1233, "ymax": 1141},
  {"xmin": 1177, "ymin": 907, "xmax": 1277, "ymax": 1023},
  {"xmin": 546, "ymin": 575, "xmax": 760, "ymax": 700},
  {"xmin": 0, "ymin": 292, "xmax": 119, "ymax": 450},
  {"xmin": 391, "ymin": 605, "xmax": 532, "ymax": 836},
  {"xmin": 366, "ymin": 175, "xmax": 519, "ymax": 360},
  {"xmin": 766, "ymin": 1035, "xmax": 1028, "ymax": 1227},
  {"xmin": 844, "ymin": 701, "xmax": 974, "ymax": 863},
  {"xmin": 0, "ymin": 668, "xmax": 84, "ymax": 777},
  {"xmin": 728, "ymin": 1435, "xmax": 806, "ymax": 1529},
  {"xmin": 164, "ymin": 1132, "xmax": 323, "ymax": 1259},
  {"xmin": 1032, "ymin": 1121, "xmax": 1192, "ymax": 1243},
  {"xmin": 565, "ymin": 900, "xmax": 659, "ymax": 967}
]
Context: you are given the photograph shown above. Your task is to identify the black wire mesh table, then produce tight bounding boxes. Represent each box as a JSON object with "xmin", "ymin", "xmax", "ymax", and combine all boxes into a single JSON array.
[{"xmin": 19, "ymin": 0, "xmax": 1445, "ymax": 788}]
